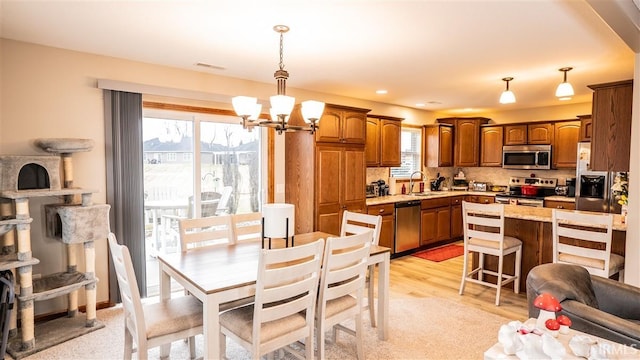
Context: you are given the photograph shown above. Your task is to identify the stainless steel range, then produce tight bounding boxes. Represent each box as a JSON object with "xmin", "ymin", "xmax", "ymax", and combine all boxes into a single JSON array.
[{"xmin": 495, "ymin": 176, "xmax": 557, "ymax": 207}]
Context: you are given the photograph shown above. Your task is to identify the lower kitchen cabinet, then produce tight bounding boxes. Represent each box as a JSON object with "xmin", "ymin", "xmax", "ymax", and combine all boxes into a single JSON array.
[
  {"xmin": 450, "ymin": 196, "xmax": 464, "ymax": 239},
  {"xmin": 367, "ymin": 203, "xmax": 395, "ymax": 253},
  {"xmin": 421, "ymin": 197, "xmax": 451, "ymax": 246}
]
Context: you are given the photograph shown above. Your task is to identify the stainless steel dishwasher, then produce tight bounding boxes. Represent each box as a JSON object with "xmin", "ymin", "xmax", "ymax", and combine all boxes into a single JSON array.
[{"xmin": 395, "ymin": 200, "xmax": 421, "ymax": 253}]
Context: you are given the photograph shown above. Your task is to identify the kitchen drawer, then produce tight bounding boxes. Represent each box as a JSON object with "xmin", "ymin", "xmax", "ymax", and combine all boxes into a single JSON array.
[
  {"xmin": 421, "ymin": 197, "xmax": 450, "ymax": 209},
  {"xmin": 465, "ymin": 195, "xmax": 495, "ymax": 204},
  {"xmin": 450, "ymin": 196, "xmax": 465, "ymax": 206},
  {"xmin": 367, "ymin": 203, "xmax": 395, "ymax": 216},
  {"xmin": 544, "ymin": 200, "xmax": 576, "ymax": 210}
]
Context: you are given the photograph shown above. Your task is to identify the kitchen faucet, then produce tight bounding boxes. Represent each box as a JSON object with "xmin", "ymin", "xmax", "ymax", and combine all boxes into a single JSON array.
[{"xmin": 409, "ymin": 171, "xmax": 426, "ymax": 195}]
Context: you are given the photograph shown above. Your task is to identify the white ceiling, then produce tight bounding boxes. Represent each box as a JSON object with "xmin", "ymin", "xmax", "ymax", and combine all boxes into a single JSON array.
[{"xmin": 0, "ymin": 0, "xmax": 636, "ymax": 114}]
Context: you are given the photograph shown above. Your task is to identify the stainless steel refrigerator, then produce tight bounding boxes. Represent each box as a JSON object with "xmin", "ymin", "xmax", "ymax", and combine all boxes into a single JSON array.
[{"xmin": 575, "ymin": 142, "xmax": 622, "ymax": 213}]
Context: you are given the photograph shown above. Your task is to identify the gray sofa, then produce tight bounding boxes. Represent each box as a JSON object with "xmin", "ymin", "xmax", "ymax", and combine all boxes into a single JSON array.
[{"xmin": 526, "ymin": 263, "xmax": 640, "ymax": 347}]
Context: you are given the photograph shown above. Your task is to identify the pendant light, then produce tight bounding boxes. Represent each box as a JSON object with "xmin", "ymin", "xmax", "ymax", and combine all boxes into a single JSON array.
[
  {"xmin": 555, "ymin": 67, "xmax": 574, "ymax": 101},
  {"xmin": 499, "ymin": 77, "xmax": 516, "ymax": 104},
  {"xmin": 232, "ymin": 25, "xmax": 324, "ymax": 134}
]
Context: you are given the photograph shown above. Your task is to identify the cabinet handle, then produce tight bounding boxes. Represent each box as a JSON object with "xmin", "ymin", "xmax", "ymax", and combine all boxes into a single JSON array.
[
  {"xmin": 379, "ymin": 209, "xmax": 385, "ymax": 213},
  {"xmin": 556, "ymin": 205, "xmax": 564, "ymax": 209}
]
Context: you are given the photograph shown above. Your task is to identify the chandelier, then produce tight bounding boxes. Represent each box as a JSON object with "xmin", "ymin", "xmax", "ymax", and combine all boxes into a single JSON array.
[{"xmin": 232, "ymin": 25, "xmax": 325, "ymax": 134}]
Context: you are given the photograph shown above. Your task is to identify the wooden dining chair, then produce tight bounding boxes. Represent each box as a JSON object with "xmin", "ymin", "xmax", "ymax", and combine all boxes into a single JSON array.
[
  {"xmin": 316, "ymin": 231, "xmax": 372, "ymax": 360},
  {"xmin": 231, "ymin": 212, "xmax": 262, "ymax": 244},
  {"xmin": 178, "ymin": 214, "xmax": 234, "ymax": 252},
  {"xmin": 219, "ymin": 239, "xmax": 324, "ymax": 360},
  {"xmin": 459, "ymin": 201, "xmax": 522, "ymax": 306},
  {"xmin": 340, "ymin": 211, "xmax": 382, "ymax": 326},
  {"xmin": 108, "ymin": 233, "xmax": 203, "ymax": 359},
  {"xmin": 552, "ymin": 209, "xmax": 624, "ymax": 281}
]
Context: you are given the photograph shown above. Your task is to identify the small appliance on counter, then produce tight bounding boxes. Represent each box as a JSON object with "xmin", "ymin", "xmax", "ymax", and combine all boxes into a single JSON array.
[
  {"xmin": 452, "ymin": 174, "xmax": 469, "ymax": 191},
  {"xmin": 471, "ymin": 182, "xmax": 491, "ymax": 192},
  {"xmin": 366, "ymin": 183, "xmax": 379, "ymax": 198}
]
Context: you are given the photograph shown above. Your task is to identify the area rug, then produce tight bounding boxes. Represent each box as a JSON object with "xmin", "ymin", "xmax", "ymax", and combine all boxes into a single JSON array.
[
  {"xmin": 16, "ymin": 297, "xmax": 511, "ymax": 360},
  {"xmin": 412, "ymin": 244, "xmax": 464, "ymax": 262}
]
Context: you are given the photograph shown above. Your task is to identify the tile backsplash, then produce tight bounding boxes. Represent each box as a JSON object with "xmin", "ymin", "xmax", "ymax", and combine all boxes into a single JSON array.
[{"xmin": 366, "ymin": 166, "xmax": 577, "ymax": 194}]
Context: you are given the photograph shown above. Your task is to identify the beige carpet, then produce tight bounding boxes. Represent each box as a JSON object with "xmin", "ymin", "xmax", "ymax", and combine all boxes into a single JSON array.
[{"xmin": 18, "ymin": 297, "xmax": 511, "ymax": 359}]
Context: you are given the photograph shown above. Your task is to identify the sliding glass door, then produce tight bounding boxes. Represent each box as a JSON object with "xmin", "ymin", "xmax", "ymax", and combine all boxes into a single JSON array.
[{"xmin": 142, "ymin": 108, "xmax": 263, "ymax": 295}]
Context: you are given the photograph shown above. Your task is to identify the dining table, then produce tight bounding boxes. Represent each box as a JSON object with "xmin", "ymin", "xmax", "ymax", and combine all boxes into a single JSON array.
[{"xmin": 157, "ymin": 231, "xmax": 391, "ymax": 359}]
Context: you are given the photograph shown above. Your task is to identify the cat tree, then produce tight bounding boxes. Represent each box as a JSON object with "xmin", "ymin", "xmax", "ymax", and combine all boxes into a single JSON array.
[{"xmin": 0, "ymin": 138, "xmax": 110, "ymax": 359}]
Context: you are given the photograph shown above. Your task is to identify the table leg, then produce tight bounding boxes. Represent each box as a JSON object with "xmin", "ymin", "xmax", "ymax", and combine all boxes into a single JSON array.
[
  {"xmin": 158, "ymin": 262, "xmax": 171, "ymax": 357},
  {"xmin": 377, "ymin": 252, "xmax": 389, "ymax": 340},
  {"xmin": 203, "ymin": 296, "xmax": 221, "ymax": 359}
]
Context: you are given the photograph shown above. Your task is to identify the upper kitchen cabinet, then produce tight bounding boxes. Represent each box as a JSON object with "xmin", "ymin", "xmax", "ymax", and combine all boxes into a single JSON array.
[
  {"xmin": 424, "ymin": 124, "xmax": 454, "ymax": 167},
  {"xmin": 588, "ymin": 80, "xmax": 633, "ymax": 172},
  {"xmin": 578, "ymin": 114, "xmax": 592, "ymax": 142},
  {"xmin": 315, "ymin": 104, "xmax": 370, "ymax": 144},
  {"xmin": 527, "ymin": 122, "xmax": 554, "ymax": 144},
  {"xmin": 480, "ymin": 125, "xmax": 503, "ymax": 167},
  {"xmin": 504, "ymin": 124, "xmax": 527, "ymax": 145},
  {"xmin": 437, "ymin": 117, "xmax": 490, "ymax": 167},
  {"xmin": 504, "ymin": 122, "xmax": 554, "ymax": 145},
  {"xmin": 366, "ymin": 115, "xmax": 403, "ymax": 167},
  {"xmin": 552, "ymin": 120, "xmax": 580, "ymax": 169}
]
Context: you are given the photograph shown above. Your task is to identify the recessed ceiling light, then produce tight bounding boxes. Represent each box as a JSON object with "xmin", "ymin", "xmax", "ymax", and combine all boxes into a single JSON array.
[
  {"xmin": 427, "ymin": 101, "xmax": 442, "ymax": 105},
  {"xmin": 376, "ymin": 89, "xmax": 388, "ymax": 95},
  {"xmin": 196, "ymin": 62, "xmax": 226, "ymax": 70},
  {"xmin": 415, "ymin": 103, "xmax": 425, "ymax": 107}
]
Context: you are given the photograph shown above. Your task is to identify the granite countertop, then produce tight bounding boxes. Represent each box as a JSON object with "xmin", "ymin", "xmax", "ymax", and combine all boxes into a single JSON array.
[
  {"xmin": 543, "ymin": 195, "xmax": 576, "ymax": 203},
  {"xmin": 366, "ymin": 192, "xmax": 625, "ymax": 231}
]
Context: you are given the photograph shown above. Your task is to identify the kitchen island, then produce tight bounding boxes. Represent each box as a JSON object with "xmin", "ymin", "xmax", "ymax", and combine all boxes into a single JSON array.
[{"xmin": 366, "ymin": 191, "xmax": 626, "ymax": 290}]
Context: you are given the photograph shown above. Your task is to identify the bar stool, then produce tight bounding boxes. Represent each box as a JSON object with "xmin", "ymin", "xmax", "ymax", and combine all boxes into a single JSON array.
[{"xmin": 459, "ymin": 201, "xmax": 522, "ymax": 306}]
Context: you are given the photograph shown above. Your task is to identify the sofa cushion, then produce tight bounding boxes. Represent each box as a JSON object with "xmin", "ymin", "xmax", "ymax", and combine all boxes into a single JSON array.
[{"xmin": 526, "ymin": 263, "xmax": 599, "ymax": 308}]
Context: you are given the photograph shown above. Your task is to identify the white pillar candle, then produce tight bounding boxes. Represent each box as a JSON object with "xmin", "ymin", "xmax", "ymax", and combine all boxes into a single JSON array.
[{"xmin": 263, "ymin": 203, "xmax": 295, "ymax": 238}]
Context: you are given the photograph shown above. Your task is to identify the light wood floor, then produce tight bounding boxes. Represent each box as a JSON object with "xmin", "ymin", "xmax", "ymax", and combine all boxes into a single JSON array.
[{"xmin": 383, "ymin": 248, "xmax": 529, "ymax": 321}]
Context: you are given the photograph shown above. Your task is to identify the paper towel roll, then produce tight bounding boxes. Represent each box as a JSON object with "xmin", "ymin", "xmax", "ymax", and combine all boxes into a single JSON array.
[{"xmin": 263, "ymin": 203, "xmax": 295, "ymax": 238}]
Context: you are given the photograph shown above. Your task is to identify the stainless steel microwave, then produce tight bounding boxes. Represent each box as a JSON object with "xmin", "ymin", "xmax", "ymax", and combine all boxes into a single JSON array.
[{"xmin": 502, "ymin": 145, "xmax": 551, "ymax": 169}]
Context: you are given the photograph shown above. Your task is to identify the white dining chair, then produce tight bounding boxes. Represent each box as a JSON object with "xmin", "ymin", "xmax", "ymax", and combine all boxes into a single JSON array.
[
  {"xmin": 316, "ymin": 230, "xmax": 372, "ymax": 360},
  {"xmin": 219, "ymin": 239, "xmax": 324, "ymax": 360},
  {"xmin": 108, "ymin": 233, "xmax": 203, "ymax": 359},
  {"xmin": 552, "ymin": 209, "xmax": 624, "ymax": 281},
  {"xmin": 178, "ymin": 214, "xmax": 234, "ymax": 252},
  {"xmin": 459, "ymin": 201, "xmax": 522, "ymax": 306},
  {"xmin": 231, "ymin": 212, "xmax": 263, "ymax": 244},
  {"xmin": 340, "ymin": 210, "xmax": 382, "ymax": 326}
]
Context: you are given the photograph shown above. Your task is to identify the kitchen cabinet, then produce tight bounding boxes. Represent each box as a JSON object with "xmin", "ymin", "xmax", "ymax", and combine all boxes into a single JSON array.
[
  {"xmin": 421, "ymin": 197, "xmax": 451, "ymax": 246},
  {"xmin": 578, "ymin": 114, "xmax": 592, "ymax": 142},
  {"xmin": 544, "ymin": 200, "xmax": 576, "ymax": 210},
  {"xmin": 285, "ymin": 103, "xmax": 371, "ymax": 234},
  {"xmin": 424, "ymin": 124, "xmax": 454, "ymax": 167},
  {"xmin": 553, "ymin": 120, "xmax": 580, "ymax": 169},
  {"xmin": 367, "ymin": 203, "xmax": 395, "ymax": 253},
  {"xmin": 588, "ymin": 80, "xmax": 633, "ymax": 172},
  {"xmin": 527, "ymin": 122, "xmax": 554, "ymax": 144},
  {"xmin": 465, "ymin": 195, "xmax": 495, "ymax": 204},
  {"xmin": 366, "ymin": 115, "xmax": 402, "ymax": 167},
  {"xmin": 450, "ymin": 196, "xmax": 464, "ymax": 239},
  {"xmin": 504, "ymin": 124, "xmax": 527, "ymax": 145},
  {"xmin": 437, "ymin": 117, "xmax": 490, "ymax": 167},
  {"xmin": 480, "ymin": 125, "xmax": 503, "ymax": 167},
  {"xmin": 315, "ymin": 104, "xmax": 368, "ymax": 144}
]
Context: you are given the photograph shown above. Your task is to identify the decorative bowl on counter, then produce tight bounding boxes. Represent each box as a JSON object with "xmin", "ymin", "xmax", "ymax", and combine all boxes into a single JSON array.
[{"xmin": 491, "ymin": 185, "xmax": 508, "ymax": 193}]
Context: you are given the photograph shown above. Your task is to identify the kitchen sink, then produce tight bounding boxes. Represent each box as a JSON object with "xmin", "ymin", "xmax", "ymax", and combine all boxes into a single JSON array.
[{"xmin": 409, "ymin": 192, "xmax": 435, "ymax": 197}]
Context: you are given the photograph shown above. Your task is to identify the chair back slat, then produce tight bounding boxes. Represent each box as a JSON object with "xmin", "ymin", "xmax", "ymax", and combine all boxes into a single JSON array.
[
  {"xmin": 179, "ymin": 215, "xmax": 234, "ymax": 252},
  {"xmin": 462, "ymin": 201, "xmax": 505, "ymax": 246},
  {"xmin": 341, "ymin": 211, "xmax": 382, "ymax": 246}
]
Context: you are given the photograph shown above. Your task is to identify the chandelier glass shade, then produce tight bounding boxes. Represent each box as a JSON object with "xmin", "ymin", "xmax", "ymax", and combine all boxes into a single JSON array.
[
  {"xmin": 555, "ymin": 67, "xmax": 574, "ymax": 100},
  {"xmin": 232, "ymin": 25, "xmax": 324, "ymax": 134},
  {"xmin": 499, "ymin": 77, "xmax": 516, "ymax": 104}
]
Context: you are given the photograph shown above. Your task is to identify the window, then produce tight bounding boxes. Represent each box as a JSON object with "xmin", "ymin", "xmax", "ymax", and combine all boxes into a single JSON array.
[{"xmin": 390, "ymin": 127, "xmax": 422, "ymax": 178}]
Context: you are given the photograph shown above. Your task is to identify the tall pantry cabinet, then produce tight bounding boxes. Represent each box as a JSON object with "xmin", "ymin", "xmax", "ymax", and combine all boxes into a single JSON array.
[{"xmin": 285, "ymin": 104, "xmax": 371, "ymax": 235}]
